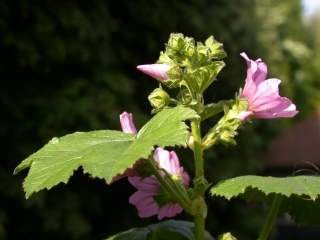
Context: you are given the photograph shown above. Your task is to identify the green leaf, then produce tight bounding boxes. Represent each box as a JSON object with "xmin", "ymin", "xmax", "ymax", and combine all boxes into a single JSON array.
[
  {"xmin": 200, "ymin": 100, "xmax": 233, "ymax": 121},
  {"xmin": 15, "ymin": 106, "xmax": 198, "ymax": 198},
  {"xmin": 210, "ymin": 175, "xmax": 320, "ymax": 224},
  {"xmin": 106, "ymin": 220, "xmax": 214, "ymax": 240}
]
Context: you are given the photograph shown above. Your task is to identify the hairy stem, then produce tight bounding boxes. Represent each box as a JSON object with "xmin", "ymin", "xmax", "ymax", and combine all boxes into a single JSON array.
[
  {"xmin": 191, "ymin": 119, "xmax": 206, "ymax": 240},
  {"xmin": 258, "ymin": 195, "xmax": 282, "ymax": 240}
]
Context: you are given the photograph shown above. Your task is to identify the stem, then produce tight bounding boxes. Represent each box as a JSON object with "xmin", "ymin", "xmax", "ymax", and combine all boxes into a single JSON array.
[
  {"xmin": 192, "ymin": 120, "xmax": 204, "ymax": 178},
  {"xmin": 258, "ymin": 195, "xmax": 282, "ymax": 240},
  {"xmin": 146, "ymin": 158, "xmax": 191, "ymax": 212},
  {"xmin": 195, "ymin": 213, "xmax": 205, "ymax": 240},
  {"xmin": 191, "ymin": 119, "xmax": 206, "ymax": 240}
]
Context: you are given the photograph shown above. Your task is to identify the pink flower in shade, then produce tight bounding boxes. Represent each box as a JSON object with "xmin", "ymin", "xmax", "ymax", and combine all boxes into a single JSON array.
[
  {"xmin": 137, "ymin": 64, "xmax": 171, "ymax": 81},
  {"xmin": 238, "ymin": 52, "xmax": 298, "ymax": 121},
  {"xmin": 128, "ymin": 148, "xmax": 190, "ymax": 220}
]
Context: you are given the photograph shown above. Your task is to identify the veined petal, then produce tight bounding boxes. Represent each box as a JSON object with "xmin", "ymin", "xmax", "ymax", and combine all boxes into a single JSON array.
[
  {"xmin": 158, "ymin": 203, "xmax": 182, "ymax": 220},
  {"xmin": 240, "ymin": 52, "xmax": 268, "ymax": 101},
  {"xmin": 255, "ymin": 97, "xmax": 298, "ymax": 119},
  {"xmin": 137, "ymin": 205, "xmax": 159, "ymax": 218},
  {"xmin": 169, "ymin": 151, "xmax": 180, "ymax": 175},
  {"xmin": 251, "ymin": 78, "xmax": 281, "ymax": 105},
  {"xmin": 128, "ymin": 176, "xmax": 159, "ymax": 193},
  {"xmin": 129, "ymin": 190, "xmax": 155, "ymax": 205}
]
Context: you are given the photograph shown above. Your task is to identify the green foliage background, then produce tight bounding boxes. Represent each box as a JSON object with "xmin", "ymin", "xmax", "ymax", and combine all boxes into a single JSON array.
[{"xmin": 0, "ymin": 0, "xmax": 319, "ymax": 239}]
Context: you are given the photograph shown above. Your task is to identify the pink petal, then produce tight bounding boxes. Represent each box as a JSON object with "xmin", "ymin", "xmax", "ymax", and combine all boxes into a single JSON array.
[
  {"xmin": 129, "ymin": 191, "xmax": 154, "ymax": 205},
  {"xmin": 255, "ymin": 98, "xmax": 298, "ymax": 119},
  {"xmin": 130, "ymin": 193, "xmax": 159, "ymax": 218},
  {"xmin": 237, "ymin": 111, "xmax": 253, "ymax": 121},
  {"xmin": 158, "ymin": 203, "xmax": 182, "ymax": 220},
  {"xmin": 251, "ymin": 78, "xmax": 281, "ymax": 106},
  {"xmin": 158, "ymin": 204, "xmax": 172, "ymax": 220},
  {"xmin": 137, "ymin": 201, "xmax": 159, "ymax": 218},
  {"xmin": 240, "ymin": 52, "xmax": 268, "ymax": 101},
  {"xmin": 169, "ymin": 151, "xmax": 180, "ymax": 175},
  {"xmin": 137, "ymin": 64, "xmax": 170, "ymax": 81},
  {"xmin": 181, "ymin": 170, "xmax": 190, "ymax": 187},
  {"xmin": 154, "ymin": 147, "xmax": 172, "ymax": 173},
  {"xmin": 128, "ymin": 176, "xmax": 159, "ymax": 193},
  {"xmin": 120, "ymin": 112, "xmax": 137, "ymax": 134}
]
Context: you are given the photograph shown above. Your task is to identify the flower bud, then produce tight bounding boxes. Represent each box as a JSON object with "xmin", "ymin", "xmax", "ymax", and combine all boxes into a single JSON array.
[
  {"xmin": 137, "ymin": 64, "xmax": 170, "ymax": 81},
  {"xmin": 218, "ymin": 233, "xmax": 238, "ymax": 240},
  {"xmin": 119, "ymin": 112, "xmax": 137, "ymax": 134},
  {"xmin": 148, "ymin": 88, "xmax": 170, "ymax": 109}
]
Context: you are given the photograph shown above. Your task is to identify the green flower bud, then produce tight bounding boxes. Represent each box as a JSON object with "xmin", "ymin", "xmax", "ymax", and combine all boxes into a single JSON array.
[
  {"xmin": 148, "ymin": 88, "xmax": 170, "ymax": 109},
  {"xmin": 202, "ymin": 99, "xmax": 248, "ymax": 149},
  {"xmin": 218, "ymin": 232, "xmax": 238, "ymax": 240}
]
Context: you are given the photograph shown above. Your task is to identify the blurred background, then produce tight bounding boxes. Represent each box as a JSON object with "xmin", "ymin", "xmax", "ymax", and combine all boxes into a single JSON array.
[{"xmin": 1, "ymin": 0, "xmax": 320, "ymax": 239}]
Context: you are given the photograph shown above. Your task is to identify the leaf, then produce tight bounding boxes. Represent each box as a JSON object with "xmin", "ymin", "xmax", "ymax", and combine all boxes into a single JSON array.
[
  {"xmin": 106, "ymin": 220, "xmax": 214, "ymax": 240},
  {"xmin": 200, "ymin": 100, "xmax": 233, "ymax": 121},
  {"xmin": 210, "ymin": 175, "xmax": 320, "ymax": 224},
  {"xmin": 15, "ymin": 106, "xmax": 198, "ymax": 198}
]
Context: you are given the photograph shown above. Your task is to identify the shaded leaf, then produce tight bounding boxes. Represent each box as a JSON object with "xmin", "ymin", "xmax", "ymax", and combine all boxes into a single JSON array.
[{"xmin": 106, "ymin": 220, "xmax": 214, "ymax": 240}]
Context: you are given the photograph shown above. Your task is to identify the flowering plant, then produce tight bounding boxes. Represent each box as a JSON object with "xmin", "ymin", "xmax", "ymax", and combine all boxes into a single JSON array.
[{"xmin": 14, "ymin": 33, "xmax": 320, "ymax": 240}]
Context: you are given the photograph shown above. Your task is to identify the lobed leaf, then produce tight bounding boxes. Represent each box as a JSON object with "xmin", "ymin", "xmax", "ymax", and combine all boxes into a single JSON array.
[
  {"xmin": 210, "ymin": 175, "xmax": 320, "ymax": 224},
  {"xmin": 15, "ymin": 106, "xmax": 198, "ymax": 198}
]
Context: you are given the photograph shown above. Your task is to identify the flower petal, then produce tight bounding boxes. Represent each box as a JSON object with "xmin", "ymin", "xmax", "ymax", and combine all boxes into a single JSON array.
[
  {"xmin": 158, "ymin": 203, "xmax": 182, "ymax": 220},
  {"xmin": 154, "ymin": 147, "xmax": 172, "ymax": 173},
  {"xmin": 255, "ymin": 97, "xmax": 298, "ymax": 119},
  {"xmin": 237, "ymin": 111, "xmax": 253, "ymax": 121},
  {"xmin": 240, "ymin": 52, "xmax": 268, "ymax": 101},
  {"xmin": 128, "ymin": 176, "xmax": 159, "ymax": 193},
  {"xmin": 251, "ymin": 78, "xmax": 281, "ymax": 106}
]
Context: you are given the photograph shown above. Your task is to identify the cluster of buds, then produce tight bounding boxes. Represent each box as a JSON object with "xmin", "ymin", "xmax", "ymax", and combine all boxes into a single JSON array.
[{"xmin": 137, "ymin": 33, "xmax": 227, "ymax": 112}]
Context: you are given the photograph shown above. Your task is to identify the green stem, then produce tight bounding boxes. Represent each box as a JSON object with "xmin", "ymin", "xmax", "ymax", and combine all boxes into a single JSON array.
[
  {"xmin": 192, "ymin": 120, "xmax": 204, "ymax": 178},
  {"xmin": 191, "ymin": 119, "xmax": 206, "ymax": 240},
  {"xmin": 258, "ymin": 195, "xmax": 283, "ymax": 240},
  {"xmin": 195, "ymin": 213, "xmax": 205, "ymax": 240},
  {"xmin": 146, "ymin": 158, "xmax": 191, "ymax": 213}
]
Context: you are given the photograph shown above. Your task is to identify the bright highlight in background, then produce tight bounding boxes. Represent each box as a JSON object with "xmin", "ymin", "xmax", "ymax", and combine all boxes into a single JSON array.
[{"xmin": 303, "ymin": 0, "xmax": 320, "ymax": 16}]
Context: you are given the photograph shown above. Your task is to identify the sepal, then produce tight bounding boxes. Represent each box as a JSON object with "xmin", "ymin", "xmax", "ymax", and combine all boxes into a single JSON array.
[{"xmin": 202, "ymin": 99, "xmax": 248, "ymax": 149}]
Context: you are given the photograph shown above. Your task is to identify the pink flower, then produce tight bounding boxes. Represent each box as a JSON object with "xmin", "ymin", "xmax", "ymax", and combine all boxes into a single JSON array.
[
  {"xmin": 120, "ymin": 112, "xmax": 137, "ymax": 134},
  {"xmin": 128, "ymin": 148, "xmax": 189, "ymax": 220},
  {"xmin": 137, "ymin": 64, "xmax": 171, "ymax": 81},
  {"xmin": 239, "ymin": 52, "xmax": 298, "ymax": 121}
]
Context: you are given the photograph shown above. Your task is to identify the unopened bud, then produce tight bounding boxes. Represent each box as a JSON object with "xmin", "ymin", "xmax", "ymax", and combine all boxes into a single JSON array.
[
  {"xmin": 218, "ymin": 232, "xmax": 238, "ymax": 240},
  {"xmin": 148, "ymin": 88, "xmax": 170, "ymax": 109}
]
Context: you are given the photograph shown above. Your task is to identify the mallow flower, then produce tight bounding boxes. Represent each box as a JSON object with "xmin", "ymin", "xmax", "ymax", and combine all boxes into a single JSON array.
[
  {"xmin": 238, "ymin": 52, "xmax": 298, "ymax": 121},
  {"xmin": 128, "ymin": 147, "xmax": 189, "ymax": 220},
  {"xmin": 137, "ymin": 64, "xmax": 171, "ymax": 81}
]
